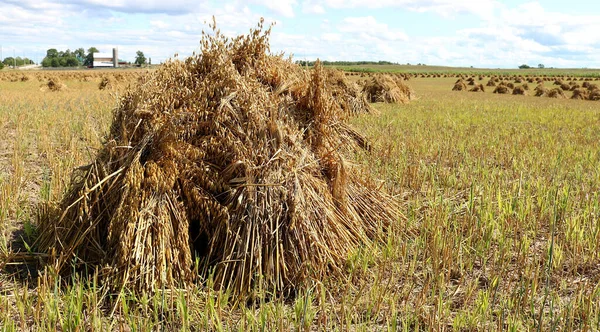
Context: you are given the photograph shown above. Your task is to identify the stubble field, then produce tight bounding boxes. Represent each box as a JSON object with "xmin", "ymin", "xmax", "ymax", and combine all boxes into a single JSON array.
[{"xmin": 1, "ymin": 70, "xmax": 599, "ymax": 331}]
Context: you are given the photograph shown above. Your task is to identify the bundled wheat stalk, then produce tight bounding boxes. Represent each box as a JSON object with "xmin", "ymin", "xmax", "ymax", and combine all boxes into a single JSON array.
[
  {"xmin": 452, "ymin": 79, "xmax": 468, "ymax": 91},
  {"xmin": 98, "ymin": 76, "xmax": 113, "ymax": 90},
  {"xmin": 41, "ymin": 77, "xmax": 66, "ymax": 92},
  {"xmin": 36, "ymin": 19, "xmax": 401, "ymax": 298},
  {"xmin": 362, "ymin": 74, "xmax": 414, "ymax": 103}
]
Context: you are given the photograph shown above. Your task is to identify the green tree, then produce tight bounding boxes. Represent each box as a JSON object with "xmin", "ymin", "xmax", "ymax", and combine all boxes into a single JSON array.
[
  {"xmin": 46, "ymin": 48, "xmax": 59, "ymax": 58},
  {"xmin": 3, "ymin": 57, "xmax": 14, "ymax": 66},
  {"xmin": 538, "ymin": 63, "xmax": 545, "ymax": 69},
  {"xmin": 41, "ymin": 57, "xmax": 52, "ymax": 68},
  {"xmin": 65, "ymin": 57, "xmax": 79, "ymax": 67},
  {"xmin": 74, "ymin": 48, "xmax": 85, "ymax": 64},
  {"xmin": 85, "ymin": 47, "xmax": 99, "ymax": 66},
  {"xmin": 135, "ymin": 51, "xmax": 147, "ymax": 66},
  {"xmin": 74, "ymin": 48, "xmax": 85, "ymax": 59},
  {"xmin": 519, "ymin": 64, "xmax": 531, "ymax": 69},
  {"xmin": 0, "ymin": 61, "xmax": 4, "ymax": 70}
]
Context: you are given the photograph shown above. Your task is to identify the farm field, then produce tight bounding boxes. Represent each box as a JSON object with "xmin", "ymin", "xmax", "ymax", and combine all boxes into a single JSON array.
[
  {"xmin": 1, "ymin": 69, "xmax": 600, "ymax": 330},
  {"xmin": 331, "ymin": 64, "xmax": 600, "ymax": 77}
]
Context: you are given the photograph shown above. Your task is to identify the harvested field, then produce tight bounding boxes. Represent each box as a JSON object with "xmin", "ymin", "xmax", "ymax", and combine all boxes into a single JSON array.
[{"xmin": 1, "ymin": 25, "xmax": 600, "ymax": 332}]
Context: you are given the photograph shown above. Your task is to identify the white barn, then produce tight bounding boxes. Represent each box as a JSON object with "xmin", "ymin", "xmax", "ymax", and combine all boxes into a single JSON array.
[{"xmin": 93, "ymin": 48, "xmax": 118, "ymax": 68}]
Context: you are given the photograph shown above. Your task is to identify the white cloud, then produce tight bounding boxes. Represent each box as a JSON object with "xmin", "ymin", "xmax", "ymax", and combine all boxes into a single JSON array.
[
  {"xmin": 3, "ymin": 0, "xmax": 600, "ymax": 68},
  {"xmin": 303, "ymin": 4, "xmax": 325, "ymax": 14},
  {"xmin": 338, "ymin": 16, "xmax": 408, "ymax": 42},
  {"xmin": 250, "ymin": 0, "xmax": 297, "ymax": 18},
  {"xmin": 321, "ymin": 33, "xmax": 341, "ymax": 42},
  {"xmin": 315, "ymin": 0, "xmax": 498, "ymax": 19},
  {"xmin": 301, "ymin": 0, "xmax": 325, "ymax": 14},
  {"xmin": 150, "ymin": 20, "xmax": 170, "ymax": 29}
]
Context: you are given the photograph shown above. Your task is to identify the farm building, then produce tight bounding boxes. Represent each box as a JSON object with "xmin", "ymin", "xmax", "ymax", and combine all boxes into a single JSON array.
[{"xmin": 93, "ymin": 48, "xmax": 119, "ymax": 68}]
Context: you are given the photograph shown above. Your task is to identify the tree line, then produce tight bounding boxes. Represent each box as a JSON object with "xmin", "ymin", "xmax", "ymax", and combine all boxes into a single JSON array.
[
  {"xmin": 0, "ymin": 47, "xmax": 149, "ymax": 69},
  {"xmin": 295, "ymin": 60, "xmax": 398, "ymax": 66},
  {"xmin": 1, "ymin": 57, "xmax": 35, "ymax": 68},
  {"xmin": 41, "ymin": 47, "xmax": 100, "ymax": 68}
]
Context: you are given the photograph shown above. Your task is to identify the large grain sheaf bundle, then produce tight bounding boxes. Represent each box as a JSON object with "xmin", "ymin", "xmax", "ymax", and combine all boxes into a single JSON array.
[
  {"xmin": 546, "ymin": 88, "xmax": 566, "ymax": 99},
  {"xmin": 36, "ymin": 21, "xmax": 400, "ymax": 297},
  {"xmin": 493, "ymin": 85, "xmax": 510, "ymax": 94},
  {"xmin": 362, "ymin": 74, "xmax": 414, "ymax": 103},
  {"xmin": 43, "ymin": 77, "xmax": 66, "ymax": 92},
  {"xmin": 534, "ymin": 84, "xmax": 548, "ymax": 97},
  {"xmin": 512, "ymin": 85, "xmax": 527, "ymax": 95},
  {"xmin": 469, "ymin": 84, "xmax": 485, "ymax": 92},
  {"xmin": 571, "ymin": 88, "xmax": 589, "ymax": 100},
  {"xmin": 98, "ymin": 76, "xmax": 113, "ymax": 90},
  {"xmin": 326, "ymin": 70, "xmax": 375, "ymax": 114},
  {"xmin": 452, "ymin": 79, "xmax": 468, "ymax": 91}
]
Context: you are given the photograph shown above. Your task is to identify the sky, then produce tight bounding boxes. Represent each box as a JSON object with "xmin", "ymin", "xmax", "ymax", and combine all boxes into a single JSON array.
[{"xmin": 1, "ymin": 0, "xmax": 600, "ymax": 68}]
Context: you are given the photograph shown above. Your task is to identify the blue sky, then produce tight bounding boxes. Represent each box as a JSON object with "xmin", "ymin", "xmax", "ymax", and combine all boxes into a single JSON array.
[{"xmin": 2, "ymin": 0, "xmax": 600, "ymax": 68}]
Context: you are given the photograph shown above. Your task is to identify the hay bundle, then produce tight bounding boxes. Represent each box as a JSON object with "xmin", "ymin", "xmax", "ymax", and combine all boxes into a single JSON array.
[
  {"xmin": 560, "ymin": 83, "xmax": 571, "ymax": 91},
  {"xmin": 326, "ymin": 69, "xmax": 376, "ymax": 114},
  {"xmin": 493, "ymin": 85, "xmax": 510, "ymax": 94},
  {"xmin": 569, "ymin": 83, "xmax": 581, "ymax": 91},
  {"xmin": 534, "ymin": 84, "xmax": 548, "ymax": 97},
  {"xmin": 469, "ymin": 84, "xmax": 485, "ymax": 92},
  {"xmin": 588, "ymin": 89, "xmax": 600, "ymax": 101},
  {"xmin": 486, "ymin": 79, "xmax": 496, "ymax": 87},
  {"xmin": 546, "ymin": 88, "xmax": 566, "ymax": 98},
  {"xmin": 98, "ymin": 76, "xmax": 113, "ymax": 90},
  {"xmin": 20, "ymin": 75, "xmax": 30, "ymax": 82},
  {"xmin": 45, "ymin": 77, "xmax": 66, "ymax": 91},
  {"xmin": 571, "ymin": 88, "xmax": 589, "ymax": 100},
  {"xmin": 362, "ymin": 74, "xmax": 414, "ymax": 103},
  {"xmin": 36, "ymin": 20, "xmax": 400, "ymax": 297},
  {"xmin": 512, "ymin": 85, "xmax": 528, "ymax": 95},
  {"xmin": 452, "ymin": 80, "xmax": 468, "ymax": 91}
]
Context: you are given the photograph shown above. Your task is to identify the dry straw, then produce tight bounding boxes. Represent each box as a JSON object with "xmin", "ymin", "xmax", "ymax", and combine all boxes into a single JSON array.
[
  {"xmin": 362, "ymin": 74, "xmax": 414, "ymax": 103},
  {"xmin": 546, "ymin": 88, "xmax": 566, "ymax": 98},
  {"xmin": 469, "ymin": 84, "xmax": 485, "ymax": 92},
  {"xmin": 493, "ymin": 85, "xmax": 510, "ymax": 94},
  {"xmin": 36, "ymin": 19, "xmax": 401, "ymax": 298},
  {"xmin": 571, "ymin": 88, "xmax": 589, "ymax": 100},
  {"xmin": 98, "ymin": 76, "xmax": 113, "ymax": 90},
  {"xmin": 41, "ymin": 77, "xmax": 66, "ymax": 92},
  {"xmin": 512, "ymin": 85, "xmax": 527, "ymax": 96},
  {"xmin": 534, "ymin": 84, "xmax": 548, "ymax": 97},
  {"xmin": 452, "ymin": 79, "xmax": 468, "ymax": 91}
]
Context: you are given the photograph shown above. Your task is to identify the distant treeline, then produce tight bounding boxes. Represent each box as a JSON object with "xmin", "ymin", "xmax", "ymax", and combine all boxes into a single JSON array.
[
  {"xmin": 295, "ymin": 60, "xmax": 397, "ymax": 66},
  {"xmin": 1, "ymin": 57, "xmax": 34, "ymax": 68}
]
